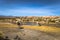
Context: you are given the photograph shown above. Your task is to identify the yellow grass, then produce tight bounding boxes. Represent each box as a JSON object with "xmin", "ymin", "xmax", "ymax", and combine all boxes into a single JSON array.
[
  {"xmin": 0, "ymin": 23, "xmax": 60, "ymax": 35},
  {"xmin": 22, "ymin": 25, "xmax": 60, "ymax": 34},
  {"xmin": 0, "ymin": 23, "xmax": 18, "ymax": 28},
  {"xmin": 0, "ymin": 31, "xmax": 5, "ymax": 36}
]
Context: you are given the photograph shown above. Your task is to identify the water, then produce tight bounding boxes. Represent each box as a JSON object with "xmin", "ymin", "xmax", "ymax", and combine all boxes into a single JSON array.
[{"xmin": 24, "ymin": 22, "xmax": 38, "ymax": 26}]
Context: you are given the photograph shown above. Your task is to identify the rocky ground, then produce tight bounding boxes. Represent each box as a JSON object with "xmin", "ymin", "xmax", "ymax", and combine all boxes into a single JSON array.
[
  {"xmin": 0, "ymin": 22, "xmax": 60, "ymax": 40},
  {"xmin": 0, "ymin": 28, "xmax": 59, "ymax": 40}
]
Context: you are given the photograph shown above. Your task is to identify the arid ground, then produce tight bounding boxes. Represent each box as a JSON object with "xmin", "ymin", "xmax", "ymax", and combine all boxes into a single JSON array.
[{"xmin": 0, "ymin": 22, "xmax": 60, "ymax": 40}]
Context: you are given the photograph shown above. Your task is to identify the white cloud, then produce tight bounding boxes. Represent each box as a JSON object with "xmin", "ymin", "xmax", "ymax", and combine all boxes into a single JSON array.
[{"xmin": 0, "ymin": 8, "xmax": 55, "ymax": 16}]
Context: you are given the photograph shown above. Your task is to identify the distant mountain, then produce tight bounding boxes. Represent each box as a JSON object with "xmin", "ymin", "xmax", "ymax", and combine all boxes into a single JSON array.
[{"xmin": 0, "ymin": 15, "xmax": 16, "ymax": 18}]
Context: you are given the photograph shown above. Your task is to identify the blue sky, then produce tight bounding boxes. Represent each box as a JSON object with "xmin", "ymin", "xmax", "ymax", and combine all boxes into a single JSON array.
[{"xmin": 0, "ymin": 0, "xmax": 60, "ymax": 16}]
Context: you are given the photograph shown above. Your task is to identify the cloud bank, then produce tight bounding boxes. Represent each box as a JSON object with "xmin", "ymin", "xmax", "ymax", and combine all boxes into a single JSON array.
[{"xmin": 0, "ymin": 7, "xmax": 56, "ymax": 16}]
